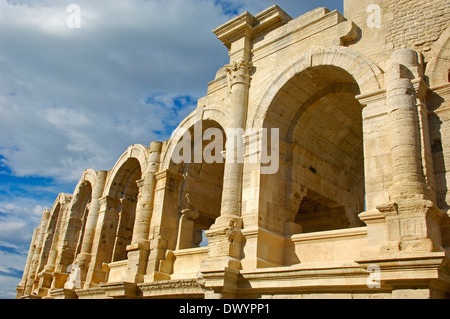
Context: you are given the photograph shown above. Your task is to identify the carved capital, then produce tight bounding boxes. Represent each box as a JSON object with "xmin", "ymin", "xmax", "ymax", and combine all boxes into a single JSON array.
[{"xmin": 225, "ymin": 57, "xmax": 253, "ymax": 88}]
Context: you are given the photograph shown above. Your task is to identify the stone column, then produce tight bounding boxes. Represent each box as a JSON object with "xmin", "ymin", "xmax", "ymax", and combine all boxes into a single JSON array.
[
  {"xmin": 74, "ymin": 170, "xmax": 107, "ymax": 283},
  {"xmin": 386, "ymin": 48, "xmax": 428, "ymax": 198},
  {"xmin": 175, "ymin": 194, "xmax": 200, "ymax": 250},
  {"xmin": 36, "ymin": 195, "xmax": 72, "ymax": 296},
  {"xmin": 200, "ymin": 15, "xmax": 254, "ymax": 299},
  {"xmin": 143, "ymin": 169, "xmax": 183, "ymax": 282},
  {"xmin": 124, "ymin": 142, "xmax": 162, "ymax": 283},
  {"xmin": 84, "ymin": 195, "xmax": 122, "ymax": 288},
  {"xmin": 24, "ymin": 210, "xmax": 50, "ymax": 296},
  {"xmin": 378, "ymin": 48, "xmax": 444, "ymax": 253},
  {"xmin": 217, "ymin": 56, "xmax": 252, "ymax": 224},
  {"xmin": 203, "ymin": 58, "xmax": 252, "ymax": 268}
]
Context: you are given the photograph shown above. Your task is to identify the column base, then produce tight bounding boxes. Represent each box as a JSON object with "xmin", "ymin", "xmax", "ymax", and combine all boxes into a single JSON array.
[
  {"xmin": 35, "ymin": 270, "xmax": 53, "ymax": 297},
  {"xmin": 199, "ymin": 216, "xmax": 244, "ymax": 299},
  {"xmin": 204, "ymin": 215, "xmax": 244, "ymax": 269},
  {"xmin": 123, "ymin": 243, "xmax": 150, "ymax": 283},
  {"xmin": 376, "ymin": 199, "xmax": 445, "ymax": 254},
  {"xmin": 73, "ymin": 253, "xmax": 91, "ymax": 287}
]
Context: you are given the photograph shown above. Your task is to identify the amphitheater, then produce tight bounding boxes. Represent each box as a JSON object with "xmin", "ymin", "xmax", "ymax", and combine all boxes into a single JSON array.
[{"xmin": 16, "ymin": 0, "xmax": 450, "ymax": 299}]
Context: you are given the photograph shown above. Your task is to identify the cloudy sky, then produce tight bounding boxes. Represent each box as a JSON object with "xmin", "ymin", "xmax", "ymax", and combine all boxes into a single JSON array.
[{"xmin": 0, "ymin": 0, "xmax": 343, "ymax": 298}]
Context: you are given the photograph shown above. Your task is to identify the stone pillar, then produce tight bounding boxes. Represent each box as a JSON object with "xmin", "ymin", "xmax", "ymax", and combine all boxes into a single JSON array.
[
  {"xmin": 24, "ymin": 210, "xmax": 50, "ymax": 296},
  {"xmin": 43, "ymin": 196, "xmax": 72, "ymax": 273},
  {"xmin": 84, "ymin": 195, "xmax": 121, "ymax": 288},
  {"xmin": 240, "ymin": 130, "xmax": 303, "ymax": 270},
  {"xmin": 176, "ymin": 194, "xmax": 200, "ymax": 250},
  {"xmin": 216, "ymin": 56, "xmax": 252, "ymax": 224},
  {"xmin": 42, "ymin": 201, "xmax": 67, "ymax": 273},
  {"xmin": 144, "ymin": 169, "xmax": 183, "ymax": 282},
  {"xmin": 124, "ymin": 142, "xmax": 162, "ymax": 283},
  {"xmin": 357, "ymin": 89, "xmax": 390, "ymax": 211},
  {"xmin": 200, "ymin": 14, "xmax": 254, "ymax": 299},
  {"xmin": 74, "ymin": 170, "xmax": 107, "ymax": 284},
  {"xmin": 36, "ymin": 195, "xmax": 72, "ymax": 296},
  {"xmin": 386, "ymin": 48, "xmax": 428, "ymax": 198},
  {"xmin": 378, "ymin": 48, "xmax": 444, "ymax": 253},
  {"xmin": 413, "ymin": 78, "xmax": 437, "ymax": 203},
  {"xmin": 203, "ymin": 58, "xmax": 252, "ymax": 268}
]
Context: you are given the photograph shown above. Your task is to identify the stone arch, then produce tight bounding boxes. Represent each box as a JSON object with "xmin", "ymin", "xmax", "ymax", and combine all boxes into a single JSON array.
[
  {"xmin": 36, "ymin": 193, "xmax": 72, "ymax": 276},
  {"xmin": 26, "ymin": 193, "xmax": 71, "ymax": 295},
  {"xmin": 427, "ymin": 26, "xmax": 450, "ymax": 87},
  {"xmin": 54, "ymin": 169, "xmax": 99, "ymax": 275},
  {"xmin": 160, "ymin": 108, "xmax": 230, "ymax": 172},
  {"xmin": 250, "ymin": 46, "xmax": 384, "ymax": 130},
  {"xmin": 80, "ymin": 169, "xmax": 98, "ymax": 189},
  {"xmin": 251, "ymin": 47, "xmax": 382, "ymax": 246},
  {"xmin": 157, "ymin": 115, "xmax": 228, "ymax": 251},
  {"xmin": 103, "ymin": 144, "xmax": 149, "ymax": 197},
  {"xmin": 68, "ymin": 170, "xmax": 98, "ymax": 221},
  {"xmin": 102, "ymin": 145, "xmax": 148, "ymax": 262}
]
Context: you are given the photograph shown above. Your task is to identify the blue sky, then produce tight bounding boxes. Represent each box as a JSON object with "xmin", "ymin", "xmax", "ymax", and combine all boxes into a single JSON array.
[{"xmin": 0, "ymin": 0, "xmax": 343, "ymax": 299}]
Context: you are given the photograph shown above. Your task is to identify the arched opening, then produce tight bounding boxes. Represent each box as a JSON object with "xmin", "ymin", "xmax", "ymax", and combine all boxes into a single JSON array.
[
  {"xmin": 49, "ymin": 183, "xmax": 92, "ymax": 290},
  {"xmin": 72, "ymin": 181, "xmax": 92, "ymax": 260},
  {"xmin": 108, "ymin": 158, "xmax": 142, "ymax": 262},
  {"xmin": 38, "ymin": 203, "xmax": 62, "ymax": 273},
  {"xmin": 170, "ymin": 120, "xmax": 225, "ymax": 250},
  {"xmin": 262, "ymin": 65, "xmax": 365, "ymax": 237}
]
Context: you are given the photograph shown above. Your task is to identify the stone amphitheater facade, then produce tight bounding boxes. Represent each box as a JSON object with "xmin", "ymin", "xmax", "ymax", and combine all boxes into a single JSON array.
[{"xmin": 16, "ymin": 0, "xmax": 450, "ymax": 299}]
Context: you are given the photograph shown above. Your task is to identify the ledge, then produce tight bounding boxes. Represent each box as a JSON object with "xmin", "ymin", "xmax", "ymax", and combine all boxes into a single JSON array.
[
  {"xmin": 174, "ymin": 246, "xmax": 209, "ymax": 257},
  {"xmin": 290, "ymin": 227, "xmax": 367, "ymax": 243}
]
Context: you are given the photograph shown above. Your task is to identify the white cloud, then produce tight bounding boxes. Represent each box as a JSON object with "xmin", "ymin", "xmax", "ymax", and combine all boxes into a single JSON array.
[
  {"xmin": 0, "ymin": 0, "xmax": 232, "ymax": 182},
  {"xmin": 0, "ymin": 201, "xmax": 44, "ymax": 245},
  {"xmin": 0, "ymin": 221, "xmax": 30, "ymax": 254},
  {"xmin": 0, "ymin": 275, "xmax": 22, "ymax": 299},
  {"xmin": 0, "ymin": 250, "xmax": 27, "ymax": 299},
  {"xmin": 0, "ymin": 221, "xmax": 25, "ymax": 232},
  {"xmin": 0, "ymin": 0, "xmax": 343, "ymax": 182}
]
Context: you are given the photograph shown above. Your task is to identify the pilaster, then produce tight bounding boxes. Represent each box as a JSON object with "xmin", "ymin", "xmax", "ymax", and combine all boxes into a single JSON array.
[
  {"xmin": 124, "ymin": 142, "xmax": 162, "ymax": 283},
  {"xmin": 376, "ymin": 48, "xmax": 445, "ymax": 253},
  {"xmin": 75, "ymin": 170, "xmax": 108, "ymax": 283},
  {"xmin": 201, "ymin": 12, "xmax": 254, "ymax": 281},
  {"xmin": 24, "ymin": 210, "xmax": 51, "ymax": 296},
  {"xmin": 144, "ymin": 169, "xmax": 183, "ymax": 282},
  {"xmin": 84, "ymin": 195, "xmax": 122, "ymax": 288}
]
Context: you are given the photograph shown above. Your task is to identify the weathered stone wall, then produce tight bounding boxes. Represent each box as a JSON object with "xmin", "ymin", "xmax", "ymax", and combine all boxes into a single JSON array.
[
  {"xmin": 345, "ymin": 0, "xmax": 450, "ymax": 66},
  {"xmin": 384, "ymin": 0, "xmax": 449, "ymax": 51}
]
